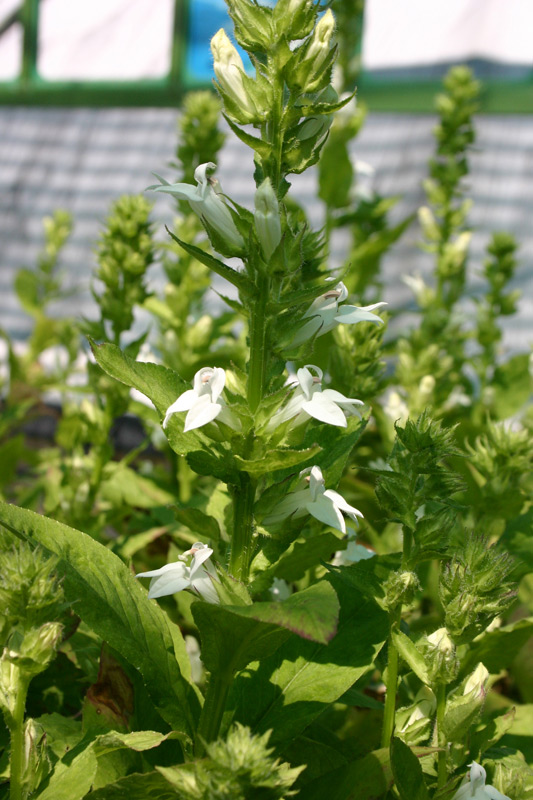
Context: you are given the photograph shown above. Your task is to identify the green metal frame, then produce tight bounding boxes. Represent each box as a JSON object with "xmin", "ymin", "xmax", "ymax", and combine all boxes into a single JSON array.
[{"xmin": 0, "ymin": 0, "xmax": 532, "ymax": 111}]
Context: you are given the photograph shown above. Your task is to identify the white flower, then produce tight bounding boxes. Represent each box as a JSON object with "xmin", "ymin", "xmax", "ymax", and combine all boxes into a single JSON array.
[
  {"xmin": 263, "ymin": 465, "xmax": 363, "ymax": 533},
  {"xmin": 452, "ymin": 762, "xmax": 511, "ymax": 800},
  {"xmin": 383, "ymin": 389, "xmax": 409, "ymax": 425},
  {"xmin": 136, "ymin": 542, "xmax": 219, "ymax": 604},
  {"xmin": 150, "ymin": 163, "xmax": 244, "ymax": 252},
  {"xmin": 163, "ymin": 366, "xmax": 240, "ymax": 433},
  {"xmin": 332, "ymin": 539, "xmax": 375, "ymax": 566},
  {"xmin": 399, "ymin": 686, "xmax": 436, "ymax": 732},
  {"xmin": 210, "ymin": 29, "xmax": 258, "ymax": 121},
  {"xmin": 290, "ymin": 282, "xmax": 386, "ymax": 347},
  {"xmin": 267, "ymin": 365, "xmax": 363, "ymax": 430}
]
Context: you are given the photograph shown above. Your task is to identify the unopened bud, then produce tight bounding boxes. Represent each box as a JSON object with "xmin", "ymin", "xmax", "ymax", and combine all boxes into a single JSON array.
[
  {"xmin": 9, "ymin": 622, "xmax": 63, "ymax": 678},
  {"xmin": 419, "ymin": 375, "xmax": 435, "ymax": 398},
  {"xmin": 211, "ymin": 29, "xmax": 258, "ymax": 122},
  {"xmin": 463, "ymin": 662, "xmax": 489, "ymax": 700},
  {"xmin": 254, "ymin": 178, "xmax": 282, "ymax": 261},
  {"xmin": 425, "ymin": 626, "xmax": 459, "ymax": 684},
  {"xmin": 384, "ymin": 570, "xmax": 420, "ymax": 610},
  {"xmin": 418, "ymin": 206, "xmax": 440, "ymax": 241},
  {"xmin": 306, "ymin": 9, "xmax": 335, "ymax": 71}
]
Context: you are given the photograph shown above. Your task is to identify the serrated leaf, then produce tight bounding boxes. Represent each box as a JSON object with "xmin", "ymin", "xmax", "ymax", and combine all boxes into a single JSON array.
[
  {"xmin": 223, "ymin": 114, "xmax": 272, "ymax": 158},
  {"xmin": 234, "ymin": 445, "xmax": 322, "ymax": 476},
  {"xmin": 0, "ymin": 504, "xmax": 201, "ymax": 737},
  {"xmin": 228, "ymin": 574, "xmax": 388, "ymax": 748},
  {"xmin": 391, "ymin": 737, "xmax": 430, "ymax": 800},
  {"xmin": 193, "ymin": 581, "xmax": 339, "ymax": 677}
]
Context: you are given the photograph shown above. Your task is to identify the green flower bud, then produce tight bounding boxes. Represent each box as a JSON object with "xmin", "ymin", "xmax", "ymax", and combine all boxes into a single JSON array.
[
  {"xmin": 306, "ymin": 9, "xmax": 335, "ymax": 72},
  {"xmin": 254, "ymin": 178, "xmax": 282, "ymax": 261},
  {"xmin": 211, "ymin": 29, "xmax": 260, "ymax": 123},
  {"xmin": 21, "ymin": 719, "xmax": 50, "ymax": 795},
  {"xmin": 424, "ymin": 627, "xmax": 459, "ymax": 684},
  {"xmin": 396, "ymin": 686, "xmax": 436, "ymax": 745},
  {"xmin": 418, "ymin": 206, "xmax": 440, "ymax": 241},
  {"xmin": 463, "ymin": 662, "xmax": 489, "ymax": 700},
  {"xmin": 8, "ymin": 621, "xmax": 63, "ymax": 679},
  {"xmin": 383, "ymin": 570, "xmax": 420, "ymax": 610}
]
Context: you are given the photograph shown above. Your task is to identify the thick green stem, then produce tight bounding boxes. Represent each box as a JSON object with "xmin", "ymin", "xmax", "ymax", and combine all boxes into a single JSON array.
[
  {"xmin": 9, "ymin": 672, "xmax": 30, "ymax": 800},
  {"xmin": 229, "ymin": 472, "xmax": 256, "ymax": 582},
  {"xmin": 195, "ymin": 672, "xmax": 232, "ymax": 756},
  {"xmin": 247, "ymin": 274, "xmax": 269, "ymax": 414},
  {"xmin": 436, "ymin": 682, "xmax": 448, "ymax": 788},
  {"xmin": 381, "ymin": 607, "xmax": 401, "ymax": 749}
]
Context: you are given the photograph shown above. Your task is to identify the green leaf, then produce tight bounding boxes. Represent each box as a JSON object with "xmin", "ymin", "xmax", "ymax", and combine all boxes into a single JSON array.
[
  {"xmin": 192, "ymin": 604, "xmax": 291, "ymax": 677},
  {"xmin": 460, "ymin": 618, "xmax": 533, "ymax": 675},
  {"xmin": 79, "ymin": 771, "xmax": 179, "ymax": 800},
  {"xmin": 251, "ymin": 532, "xmax": 342, "ymax": 593},
  {"xmin": 172, "ymin": 506, "xmax": 221, "ymax": 541},
  {"xmin": 223, "ymin": 114, "xmax": 272, "ymax": 158},
  {"xmin": 36, "ymin": 741, "xmax": 98, "ymax": 800},
  {"xmin": 491, "ymin": 354, "xmax": 532, "ymax": 419},
  {"xmin": 0, "ymin": 503, "xmax": 201, "ymax": 737},
  {"xmin": 166, "ymin": 227, "xmax": 252, "ymax": 294},
  {"xmin": 500, "ymin": 508, "xmax": 533, "ymax": 573},
  {"xmin": 392, "ymin": 629, "xmax": 430, "ymax": 684},
  {"xmin": 234, "ymin": 445, "xmax": 322, "ymax": 476},
  {"xmin": 193, "ymin": 581, "xmax": 339, "ymax": 675},
  {"xmin": 304, "ymin": 748, "xmax": 393, "ymax": 800},
  {"xmin": 501, "ymin": 705, "xmax": 533, "ymax": 766},
  {"xmin": 390, "ymin": 737, "xmax": 430, "ymax": 800},
  {"xmin": 228, "ymin": 575, "xmax": 388, "ymax": 749}
]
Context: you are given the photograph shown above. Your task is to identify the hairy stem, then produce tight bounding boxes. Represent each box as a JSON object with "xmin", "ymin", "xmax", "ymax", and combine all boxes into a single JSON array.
[
  {"xmin": 229, "ymin": 471, "xmax": 256, "ymax": 582},
  {"xmin": 436, "ymin": 682, "xmax": 448, "ymax": 788},
  {"xmin": 247, "ymin": 273, "xmax": 269, "ymax": 414},
  {"xmin": 9, "ymin": 672, "xmax": 30, "ymax": 800},
  {"xmin": 381, "ymin": 606, "xmax": 401, "ymax": 749},
  {"xmin": 195, "ymin": 672, "xmax": 232, "ymax": 756}
]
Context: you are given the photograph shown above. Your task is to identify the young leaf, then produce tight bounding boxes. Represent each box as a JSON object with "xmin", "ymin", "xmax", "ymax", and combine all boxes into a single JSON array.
[
  {"xmin": 391, "ymin": 629, "xmax": 431, "ymax": 685},
  {"xmin": 0, "ymin": 503, "xmax": 201, "ymax": 737}
]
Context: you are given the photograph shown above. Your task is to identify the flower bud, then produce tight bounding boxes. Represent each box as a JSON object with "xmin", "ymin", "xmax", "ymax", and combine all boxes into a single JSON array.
[
  {"xmin": 383, "ymin": 570, "xmax": 420, "ymax": 610},
  {"xmin": 418, "ymin": 206, "xmax": 440, "ymax": 241},
  {"xmin": 306, "ymin": 9, "xmax": 335, "ymax": 72},
  {"xmin": 254, "ymin": 178, "xmax": 282, "ymax": 261},
  {"xmin": 211, "ymin": 29, "xmax": 259, "ymax": 122},
  {"xmin": 463, "ymin": 662, "xmax": 489, "ymax": 700},
  {"xmin": 396, "ymin": 686, "xmax": 436, "ymax": 745},
  {"xmin": 425, "ymin": 627, "xmax": 459, "ymax": 684}
]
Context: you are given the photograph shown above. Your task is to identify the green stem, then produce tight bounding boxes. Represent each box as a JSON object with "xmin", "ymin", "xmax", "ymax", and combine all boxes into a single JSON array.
[
  {"xmin": 195, "ymin": 672, "xmax": 232, "ymax": 756},
  {"xmin": 401, "ymin": 527, "xmax": 413, "ymax": 569},
  {"xmin": 247, "ymin": 273, "xmax": 269, "ymax": 414},
  {"xmin": 381, "ymin": 607, "xmax": 401, "ymax": 749},
  {"xmin": 229, "ymin": 472, "xmax": 256, "ymax": 582},
  {"xmin": 436, "ymin": 682, "xmax": 447, "ymax": 788},
  {"xmin": 9, "ymin": 672, "xmax": 30, "ymax": 800}
]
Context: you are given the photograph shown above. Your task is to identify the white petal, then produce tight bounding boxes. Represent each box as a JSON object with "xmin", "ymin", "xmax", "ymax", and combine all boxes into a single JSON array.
[
  {"xmin": 308, "ymin": 466, "xmax": 325, "ymax": 499},
  {"xmin": 306, "ymin": 494, "xmax": 346, "ymax": 532},
  {"xmin": 324, "ymin": 489, "xmax": 363, "ymax": 520},
  {"xmin": 217, "ymin": 405, "xmax": 241, "ymax": 431},
  {"xmin": 335, "ymin": 303, "xmax": 387, "ymax": 325},
  {"xmin": 191, "ymin": 573, "xmax": 220, "ymax": 604},
  {"xmin": 136, "ymin": 561, "xmax": 190, "ymax": 599},
  {"xmin": 267, "ymin": 391, "xmax": 306, "ymax": 429},
  {"xmin": 208, "ymin": 367, "xmax": 226, "ymax": 402},
  {"xmin": 163, "ymin": 391, "xmax": 199, "ymax": 427},
  {"xmin": 302, "ymin": 394, "xmax": 347, "ymax": 427},
  {"xmin": 151, "ymin": 182, "xmax": 201, "ymax": 203},
  {"xmin": 290, "ymin": 317, "xmax": 321, "ymax": 347},
  {"xmin": 484, "ymin": 788, "xmax": 512, "ymax": 800},
  {"xmin": 194, "ymin": 162, "xmax": 217, "ymax": 191},
  {"xmin": 189, "ymin": 546, "xmax": 215, "ymax": 577},
  {"xmin": 262, "ymin": 489, "xmax": 309, "ymax": 525},
  {"xmin": 184, "ymin": 399, "xmax": 222, "ymax": 431},
  {"xmin": 296, "ymin": 365, "xmax": 317, "ymax": 399}
]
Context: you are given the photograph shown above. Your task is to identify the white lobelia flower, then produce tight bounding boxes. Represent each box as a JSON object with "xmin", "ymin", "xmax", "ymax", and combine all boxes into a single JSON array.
[
  {"xmin": 149, "ymin": 163, "xmax": 244, "ymax": 252},
  {"xmin": 290, "ymin": 281, "xmax": 386, "ymax": 347},
  {"xmin": 263, "ymin": 465, "xmax": 363, "ymax": 533},
  {"xmin": 452, "ymin": 762, "xmax": 511, "ymax": 800},
  {"xmin": 267, "ymin": 364, "xmax": 363, "ymax": 431},
  {"xmin": 136, "ymin": 542, "xmax": 219, "ymax": 604},
  {"xmin": 163, "ymin": 366, "xmax": 240, "ymax": 432}
]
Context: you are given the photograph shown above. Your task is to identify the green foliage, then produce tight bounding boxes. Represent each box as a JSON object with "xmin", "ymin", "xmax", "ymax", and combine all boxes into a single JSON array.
[{"xmin": 160, "ymin": 724, "xmax": 303, "ymax": 799}]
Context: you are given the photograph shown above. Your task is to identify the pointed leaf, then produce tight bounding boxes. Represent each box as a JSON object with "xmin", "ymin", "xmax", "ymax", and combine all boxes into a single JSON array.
[
  {"xmin": 0, "ymin": 504, "xmax": 201, "ymax": 737},
  {"xmin": 234, "ymin": 445, "xmax": 322, "ymax": 476},
  {"xmin": 392, "ymin": 629, "xmax": 430, "ymax": 685},
  {"xmin": 166, "ymin": 227, "xmax": 252, "ymax": 294}
]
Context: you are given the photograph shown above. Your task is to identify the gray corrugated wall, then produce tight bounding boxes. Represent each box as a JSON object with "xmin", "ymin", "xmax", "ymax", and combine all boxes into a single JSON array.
[{"xmin": 1, "ymin": 108, "xmax": 531, "ymax": 352}]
